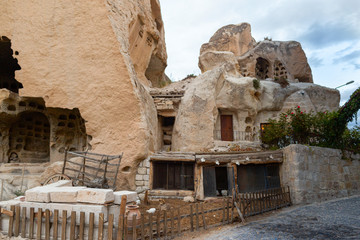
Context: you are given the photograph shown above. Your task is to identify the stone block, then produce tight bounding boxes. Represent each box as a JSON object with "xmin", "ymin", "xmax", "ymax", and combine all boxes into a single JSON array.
[
  {"xmin": 114, "ymin": 191, "xmax": 137, "ymax": 204},
  {"xmin": 135, "ymin": 175, "xmax": 143, "ymax": 181},
  {"xmin": 49, "ymin": 187, "xmax": 86, "ymax": 203},
  {"xmin": 25, "ymin": 186, "xmax": 51, "ymax": 203},
  {"xmin": 77, "ymin": 189, "xmax": 114, "ymax": 204},
  {"xmin": 135, "ymin": 180, "xmax": 144, "ymax": 186},
  {"xmin": 0, "ymin": 199, "xmax": 21, "ymax": 210},
  {"xmin": 46, "ymin": 180, "xmax": 72, "ymax": 188},
  {"xmin": 143, "ymin": 175, "xmax": 149, "ymax": 181},
  {"xmin": 147, "ymin": 168, "xmax": 150, "ymax": 174},
  {"xmin": 137, "ymin": 167, "xmax": 147, "ymax": 175},
  {"xmin": 72, "ymin": 203, "xmax": 108, "ymax": 224},
  {"xmin": 144, "ymin": 160, "xmax": 150, "ymax": 168}
]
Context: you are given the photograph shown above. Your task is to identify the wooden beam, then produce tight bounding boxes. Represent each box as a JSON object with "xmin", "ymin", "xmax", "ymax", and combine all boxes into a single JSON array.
[{"xmin": 148, "ymin": 190, "xmax": 194, "ymax": 197}]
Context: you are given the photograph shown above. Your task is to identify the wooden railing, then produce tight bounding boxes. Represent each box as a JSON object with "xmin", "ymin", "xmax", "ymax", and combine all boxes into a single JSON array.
[
  {"xmin": 0, "ymin": 187, "xmax": 291, "ymax": 239},
  {"xmin": 214, "ymin": 130, "xmax": 260, "ymax": 142}
]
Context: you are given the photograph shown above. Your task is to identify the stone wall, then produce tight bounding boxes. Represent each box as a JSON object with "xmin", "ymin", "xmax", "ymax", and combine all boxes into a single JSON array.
[
  {"xmin": 281, "ymin": 144, "xmax": 360, "ymax": 204},
  {"xmin": 134, "ymin": 158, "xmax": 151, "ymax": 199}
]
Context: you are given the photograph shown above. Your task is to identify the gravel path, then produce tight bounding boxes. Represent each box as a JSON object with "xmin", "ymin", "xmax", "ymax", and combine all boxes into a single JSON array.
[{"xmin": 200, "ymin": 196, "xmax": 360, "ymax": 240}]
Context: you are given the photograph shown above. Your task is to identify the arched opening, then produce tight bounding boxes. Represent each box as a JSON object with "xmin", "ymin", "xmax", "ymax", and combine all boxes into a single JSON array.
[
  {"xmin": 255, "ymin": 57, "xmax": 270, "ymax": 80},
  {"xmin": 8, "ymin": 112, "xmax": 50, "ymax": 163},
  {"xmin": 0, "ymin": 36, "xmax": 23, "ymax": 93}
]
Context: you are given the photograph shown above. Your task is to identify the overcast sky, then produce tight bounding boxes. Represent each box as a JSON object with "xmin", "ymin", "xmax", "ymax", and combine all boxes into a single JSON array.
[{"xmin": 159, "ymin": 0, "xmax": 360, "ymax": 109}]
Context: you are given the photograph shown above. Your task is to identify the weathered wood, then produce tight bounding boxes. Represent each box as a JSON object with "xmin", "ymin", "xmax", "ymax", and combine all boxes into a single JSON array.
[
  {"xmin": 53, "ymin": 210, "xmax": 59, "ymax": 240},
  {"xmin": 117, "ymin": 195, "xmax": 127, "ymax": 240},
  {"xmin": 70, "ymin": 211, "xmax": 76, "ymax": 240},
  {"xmin": 140, "ymin": 215, "xmax": 145, "ymax": 240},
  {"xmin": 148, "ymin": 190, "xmax": 194, "ymax": 197},
  {"xmin": 234, "ymin": 201, "xmax": 245, "ymax": 223},
  {"xmin": 88, "ymin": 212, "xmax": 94, "ymax": 240},
  {"xmin": 98, "ymin": 213, "xmax": 104, "ymax": 240},
  {"xmin": 222, "ymin": 198, "xmax": 226, "ymax": 225},
  {"xmin": 132, "ymin": 214, "xmax": 137, "ymax": 240},
  {"xmin": 21, "ymin": 207, "xmax": 26, "ymax": 238},
  {"xmin": 156, "ymin": 211, "xmax": 160, "ymax": 238},
  {"xmin": 226, "ymin": 198, "xmax": 230, "ymax": 223},
  {"xmin": 190, "ymin": 205, "xmax": 194, "ymax": 232},
  {"xmin": 61, "ymin": 210, "xmax": 67, "ymax": 240},
  {"xmin": 79, "ymin": 212, "xmax": 85, "ymax": 240},
  {"xmin": 177, "ymin": 208, "xmax": 181, "ymax": 233},
  {"xmin": 14, "ymin": 205, "xmax": 20, "ymax": 236},
  {"xmin": 0, "ymin": 208, "xmax": 14, "ymax": 217},
  {"xmin": 8, "ymin": 205, "xmax": 15, "ymax": 237},
  {"xmin": 36, "ymin": 208, "xmax": 42, "ymax": 240},
  {"xmin": 29, "ymin": 208, "xmax": 35, "ymax": 239},
  {"xmin": 45, "ymin": 209, "xmax": 50, "ymax": 240},
  {"xmin": 200, "ymin": 203, "xmax": 206, "ymax": 230},
  {"xmin": 107, "ymin": 214, "xmax": 114, "ymax": 240},
  {"xmin": 148, "ymin": 213, "xmax": 152, "ymax": 240},
  {"xmin": 195, "ymin": 204, "xmax": 199, "ymax": 231},
  {"xmin": 171, "ymin": 209, "xmax": 174, "ymax": 237},
  {"xmin": 163, "ymin": 210, "xmax": 167, "ymax": 237},
  {"xmin": 150, "ymin": 153, "xmax": 195, "ymax": 162}
]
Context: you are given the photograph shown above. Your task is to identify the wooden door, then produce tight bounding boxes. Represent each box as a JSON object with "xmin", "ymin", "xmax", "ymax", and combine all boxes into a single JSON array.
[
  {"xmin": 203, "ymin": 167, "xmax": 217, "ymax": 197},
  {"xmin": 221, "ymin": 115, "xmax": 233, "ymax": 141}
]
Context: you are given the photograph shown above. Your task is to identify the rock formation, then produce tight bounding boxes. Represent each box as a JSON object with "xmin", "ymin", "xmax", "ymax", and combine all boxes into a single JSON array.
[
  {"xmin": 170, "ymin": 23, "xmax": 339, "ymax": 152},
  {"xmin": 1, "ymin": 0, "xmax": 168, "ymax": 189}
]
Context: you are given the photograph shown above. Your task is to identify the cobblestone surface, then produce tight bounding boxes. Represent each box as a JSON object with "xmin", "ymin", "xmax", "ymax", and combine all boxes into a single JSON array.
[{"xmin": 203, "ymin": 196, "xmax": 360, "ymax": 240}]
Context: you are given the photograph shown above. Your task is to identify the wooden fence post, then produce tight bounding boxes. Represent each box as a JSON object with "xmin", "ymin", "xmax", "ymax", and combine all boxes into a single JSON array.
[
  {"xmin": 79, "ymin": 212, "xmax": 85, "ymax": 240},
  {"xmin": 8, "ymin": 205, "xmax": 15, "ymax": 237},
  {"xmin": 21, "ymin": 206, "xmax": 26, "ymax": 238},
  {"xmin": 14, "ymin": 205, "xmax": 20, "ymax": 236},
  {"xmin": 70, "ymin": 211, "xmax": 76, "ymax": 240},
  {"xmin": 156, "ymin": 210, "xmax": 160, "ymax": 238},
  {"xmin": 29, "ymin": 207, "xmax": 34, "ymax": 239},
  {"xmin": 177, "ymin": 208, "xmax": 181, "ymax": 234},
  {"xmin": 190, "ymin": 205, "xmax": 194, "ymax": 232},
  {"xmin": 45, "ymin": 209, "xmax": 50, "ymax": 240},
  {"xmin": 88, "ymin": 212, "xmax": 94, "ymax": 240},
  {"xmin": 36, "ymin": 208, "xmax": 42, "ymax": 240},
  {"xmin": 108, "ymin": 214, "xmax": 114, "ymax": 240},
  {"xmin": 117, "ymin": 195, "xmax": 127, "ymax": 240},
  {"xmin": 132, "ymin": 214, "xmax": 137, "ymax": 240},
  {"xmin": 200, "ymin": 203, "xmax": 206, "ymax": 229},
  {"xmin": 53, "ymin": 209, "xmax": 59, "ymax": 240},
  {"xmin": 195, "ymin": 204, "xmax": 199, "ymax": 231},
  {"xmin": 61, "ymin": 210, "xmax": 67, "ymax": 240}
]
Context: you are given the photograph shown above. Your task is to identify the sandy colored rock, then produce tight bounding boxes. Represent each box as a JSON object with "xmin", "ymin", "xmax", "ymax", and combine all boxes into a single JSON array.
[
  {"xmin": 200, "ymin": 23, "xmax": 255, "ymax": 57},
  {"xmin": 1, "ymin": 0, "xmax": 168, "ymax": 190},
  {"xmin": 49, "ymin": 186, "xmax": 86, "ymax": 203},
  {"xmin": 77, "ymin": 188, "xmax": 115, "ymax": 204},
  {"xmin": 114, "ymin": 190, "xmax": 138, "ymax": 204},
  {"xmin": 198, "ymin": 51, "xmax": 239, "ymax": 73}
]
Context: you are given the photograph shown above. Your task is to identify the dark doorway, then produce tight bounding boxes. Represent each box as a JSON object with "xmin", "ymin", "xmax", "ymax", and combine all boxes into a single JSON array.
[
  {"xmin": 152, "ymin": 161, "xmax": 194, "ymax": 190},
  {"xmin": 255, "ymin": 57, "xmax": 270, "ymax": 79},
  {"xmin": 203, "ymin": 166, "xmax": 230, "ymax": 197},
  {"xmin": 161, "ymin": 116, "xmax": 175, "ymax": 151},
  {"xmin": 221, "ymin": 115, "xmax": 233, "ymax": 141},
  {"xmin": 0, "ymin": 36, "xmax": 23, "ymax": 93},
  {"xmin": 237, "ymin": 164, "xmax": 280, "ymax": 192}
]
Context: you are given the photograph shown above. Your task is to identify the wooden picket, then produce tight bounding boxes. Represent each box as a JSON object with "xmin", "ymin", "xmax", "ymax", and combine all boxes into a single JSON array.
[{"xmin": 0, "ymin": 186, "xmax": 291, "ymax": 240}]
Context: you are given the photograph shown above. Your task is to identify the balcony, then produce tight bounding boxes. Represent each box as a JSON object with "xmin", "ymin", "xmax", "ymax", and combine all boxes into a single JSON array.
[{"xmin": 214, "ymin": 130, "xmax": 260, "ymax": 142}]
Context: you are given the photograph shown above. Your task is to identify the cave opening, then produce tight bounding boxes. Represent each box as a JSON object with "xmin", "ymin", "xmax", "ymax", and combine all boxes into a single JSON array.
[
  {"xmin": 0, "ymin": 36, "xmax": 23, "ymax": 93},
  {"xmin": 255, "ymin": 57, "xmax": 270, "ymax": 80}
]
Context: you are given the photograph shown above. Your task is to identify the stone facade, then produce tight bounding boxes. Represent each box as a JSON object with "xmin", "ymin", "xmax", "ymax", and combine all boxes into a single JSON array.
[
  {"xmin": 281, "ymin": 144, "xmax": 360, "ymax": 204},
  {"xmin": 134, "ymin": 158, "xmax": 151, "ymax": 199}
]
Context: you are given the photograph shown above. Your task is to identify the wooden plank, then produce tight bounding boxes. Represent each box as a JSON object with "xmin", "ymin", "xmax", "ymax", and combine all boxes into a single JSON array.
[
  {"xmin": 8, "ymin": 205, "xmax": 15, "ymax": 237},
  {"xmin": 45, "ymin": 209, "xmax": 50, "ymax": 240},
  {"xmin": 88, "ymin": 213, "xmax": 94, "ymax": 240},
  {"xmin": 124, "ymin": 213, "xmax": 128, "ymax": 240},
  {"xmin": 132, "ymin": 214, "xmax": 137, "ymax": 240},
  {"xmin": 53, "ymin": 210, "xmax": 59, "ymax": 240},
  {"xmin": 148, "ymin": 190, "xmax": 195, "ymax": 197},
  {"xmin": 195, "ymin": 204, "xmax": 199, "ymax": 231},
  {"xmin": 177, "ymin": 208, "xmax": 181, "ymax": 234},
  {"xmin": 29, "ymin": 208, "xmax": 34, "ymax": 239},
  {"xmin": 156, "ymin": 211, "xmax": 160, "ymax": 238},
  {"xmin": 70, "ymin": 211, "xmax": 76, "ymax": 240},
  {"xmin": 117, "ymin": 195, "xmax": 127, "ymax": 240},
  {"xmin": 98, "ymin": 213, "xmax": 104, "ymax": 240},
  {"xmin": 79, "ymin": 212, "xmax": 85, "ymax": 240},
  {"xmin": 107, "ymin": 214, "xmax": 114, "ymax": 240},
  {"xmin": 140, "ymin": 215, "xmax": 145, "ymax": 240},
  {"xmin": 222, "ymin": 198, "xmax": 226, "ymax": 225},
  {"xmin": 21, "ymin": 207, "xmax": 26, "ymax": 238},
  {"xmin": 200, "ymin": 203, "xmax": 206, "ymax": 230},
  {"xmin": 190, "ymin": 205, "xmax": 194, "ymax": 232},
  {"xmin": 36, "ymin": 208, "xmax": 42, "ymax": 240},
  {"xmin": 148, "ymin": 213, "xmax": 153, "ymax": 240},
  {"xmin": 61, "ymin": 210, "xmax": 67, "ymax": 240},
  {"xmin": 171, "ymin": 209, "xmax": 174, "ymax": 238},
  {"xmin": 164, "ymin": 211, "xmax": 167, "ymax": 238},
  {"xmin": 14, "ymin": 205, "xmax": 20, "ymax": 236},
  {"xmin": 234, "ymin": 201, "xmax": 245, "ymax": 223},
  {"xmin": 227, "ymin": 198, "xmax": 230, "ymax": 223}
]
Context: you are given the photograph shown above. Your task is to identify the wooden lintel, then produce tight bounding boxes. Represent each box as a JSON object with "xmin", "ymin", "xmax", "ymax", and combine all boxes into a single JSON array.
[
  {"xmin": 195, "ymin": 151, "xmax": 283, "ymax": 163},
  {"xmin": 150, "ymin": 156, "xmax": 195, "ymax": 162},
  {"xmin": 149, "ymin": 190, "xmax": 194, "ymax": 197},
  {"xmin": 231, "ymin": 158, "xmax": 283, "ymax": 165}
]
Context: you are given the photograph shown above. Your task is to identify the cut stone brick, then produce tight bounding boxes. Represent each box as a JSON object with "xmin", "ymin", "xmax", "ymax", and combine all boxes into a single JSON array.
[
  {"xmin": 114, "ymin": 191, "xmax": 137, "ymax": 205},
  {"xmin": 25, "ymin": 186, "xmax": 51, "ymax": 203},
  {"xmin": 77, "ymin": 189, "xmax": 114, "ymax": 204},
  {"xmin": 49, "ymin": 187, "xmax": 86, "ymax": 203},
  {"xmin": 45, "ymin": 180, "xmax": 72, "ymax": 188}
]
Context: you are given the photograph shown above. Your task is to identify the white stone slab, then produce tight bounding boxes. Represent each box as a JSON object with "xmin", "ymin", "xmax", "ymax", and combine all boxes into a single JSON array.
[
  {"xmin": 113, "ymin": 191, "xmax": 137, "ymax": 205},
  {"xmin": 25, "ymin": 186, "xmax": 51, "ymax": 203},
  {"xmin": 0, "ymin": 199, "xmax": 21, "ymax": 210},
  {"xmin": 45, "ymin": 180, "xmax": 72, "ymax": 188},
  {"xmin": 77, "ymin": 189, "xmax": 114, "ymax": 204},
  {"xmin": 49, "ymin": 187, "xmax": 86, "ymax": 203}
]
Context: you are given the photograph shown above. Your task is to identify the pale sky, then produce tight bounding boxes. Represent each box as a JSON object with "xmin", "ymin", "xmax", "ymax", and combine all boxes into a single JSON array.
[{"xmin": 159, "ymin": 0, "xmax": 360, "ymax": 110}]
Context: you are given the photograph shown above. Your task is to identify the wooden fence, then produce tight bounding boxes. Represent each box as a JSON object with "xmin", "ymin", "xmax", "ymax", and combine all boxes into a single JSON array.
[{"xmin": 0, "ymin": 187, "xmax": 291, "ymax": 240}]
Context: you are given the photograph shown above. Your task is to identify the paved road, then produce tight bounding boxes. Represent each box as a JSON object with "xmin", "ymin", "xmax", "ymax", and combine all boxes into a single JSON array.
[{"xmin": 203, "ymin": 196, "xmax": 360, "ymax": 240}]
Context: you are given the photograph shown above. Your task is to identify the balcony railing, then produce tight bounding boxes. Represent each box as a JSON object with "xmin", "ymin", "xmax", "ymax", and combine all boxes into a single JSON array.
[{"xmin": 214, "ymin": 130, "xmax": 260, "ymax": 142}]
